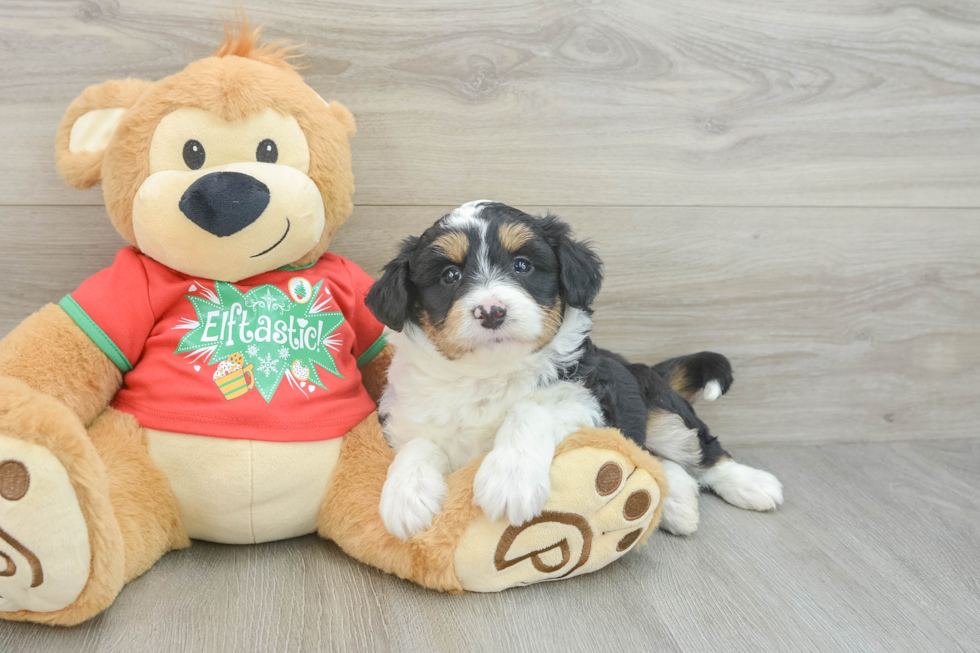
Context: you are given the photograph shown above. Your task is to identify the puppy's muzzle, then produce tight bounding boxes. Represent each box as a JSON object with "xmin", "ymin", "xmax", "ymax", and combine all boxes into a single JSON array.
[
  {"xmin": 179, "ymin": 171, "xmax": 271, "ymax": 237},
  {"xmin": 474, "ymin": 301, "xmax": 507, "ymax": 330}
]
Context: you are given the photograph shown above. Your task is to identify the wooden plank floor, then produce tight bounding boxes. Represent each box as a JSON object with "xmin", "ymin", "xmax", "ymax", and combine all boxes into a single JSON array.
[
  {"xmin": 1, "ymin": 0, "xmax": 978, "ymax": 650},
  {"xmin": 1, "ymin": 440, "xmax": 977, "ymax": 653}
]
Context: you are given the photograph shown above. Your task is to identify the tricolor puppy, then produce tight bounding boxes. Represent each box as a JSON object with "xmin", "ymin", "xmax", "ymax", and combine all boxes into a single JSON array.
[{"xmin": 366, "ymin": 201, "xmax": 783, "ymax": 540}]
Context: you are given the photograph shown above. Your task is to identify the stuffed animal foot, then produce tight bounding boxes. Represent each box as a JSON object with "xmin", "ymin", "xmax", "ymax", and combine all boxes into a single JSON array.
[
  {"xmin": 0, "ymin": 434, "xmax": 91, "ymax": 614},
  {"xmin": 453, "ymin": 428, "xmax": 666, "ymax": 591},
  {"xmin": 321, "ymin": 417, "xmax": 667, "ymax": 593},
  {"xmin": 0, "ymin": 378, "xmax": 124, "ymax": 625}
]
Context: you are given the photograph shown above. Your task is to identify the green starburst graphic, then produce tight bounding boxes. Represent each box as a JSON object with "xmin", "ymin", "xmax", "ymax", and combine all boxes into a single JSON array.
[{"xmin": 175, "ymin": 280, "xmax": 345, "ymax": 402}]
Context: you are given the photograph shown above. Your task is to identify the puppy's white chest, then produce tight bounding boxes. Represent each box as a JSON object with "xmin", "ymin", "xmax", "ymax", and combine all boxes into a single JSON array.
[{"xmin": 382, "ymin": 364, "xmax": 534, "ymax": 470}]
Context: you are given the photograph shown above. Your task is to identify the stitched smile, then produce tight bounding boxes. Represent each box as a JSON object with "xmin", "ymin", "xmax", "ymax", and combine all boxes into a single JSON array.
[{"xmin": 251, "ymin": 218, "xmax": 290, "ymax": 258}]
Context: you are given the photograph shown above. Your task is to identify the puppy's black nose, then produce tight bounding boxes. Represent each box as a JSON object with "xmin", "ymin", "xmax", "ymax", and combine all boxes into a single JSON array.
[
  {"xmin": 179, "ymin": 172, "xmax": 270, "ymax": 237},
  {"xmin": 476, "ymin": 304, "xmax": 507, "ymax": 330}
]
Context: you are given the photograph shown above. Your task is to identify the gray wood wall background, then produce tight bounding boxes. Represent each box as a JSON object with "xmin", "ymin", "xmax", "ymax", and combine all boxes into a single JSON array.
[
  {"xmin": 1, "ymin": 2, "xmax": 979, "ymax": 651},
  {"xmin": 2, "ymin": 0, "xmax": 977, "ymax": 447}
]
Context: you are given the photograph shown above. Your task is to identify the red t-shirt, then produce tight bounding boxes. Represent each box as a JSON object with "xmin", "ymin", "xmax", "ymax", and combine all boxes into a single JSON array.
[{"xmin": 60, "ymin": 247, "xmax": 386, "ymax": 442}]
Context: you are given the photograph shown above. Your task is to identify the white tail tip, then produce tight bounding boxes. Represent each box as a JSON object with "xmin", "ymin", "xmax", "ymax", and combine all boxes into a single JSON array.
[{"xmin": 703, "ymin": 380, "xmax": 722, "ymax": 402}]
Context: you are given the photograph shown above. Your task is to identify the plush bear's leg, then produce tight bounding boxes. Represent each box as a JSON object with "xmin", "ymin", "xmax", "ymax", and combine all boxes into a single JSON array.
[
  {"xmin": 0, "ymin": 380, "xmax": 186, "ymax": 625},
  {"xmin": 87, "ymin": 409, "xmax": 190, "ymax": 583},
  {"xmin": 317, "ymin": 413, "xmax": 460, "ymax": 590},
  {"xmin": 318, "ymin": 412, "xmax": 668, "ymax": 592}
]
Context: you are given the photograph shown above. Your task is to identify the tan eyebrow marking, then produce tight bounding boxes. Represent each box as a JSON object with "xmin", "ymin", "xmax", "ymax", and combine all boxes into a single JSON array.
[
  {"xmin": 498, "ymin": 222, "xmax": 533, "ymax": 252},
  {"xmin": 431, "ymin": 231, "xmax": 469, "ymax": 264}
]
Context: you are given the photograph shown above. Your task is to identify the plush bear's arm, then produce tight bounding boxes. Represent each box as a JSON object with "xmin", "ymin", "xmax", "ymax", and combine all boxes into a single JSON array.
[
  {"xmin": 0, "ymin": 304, "xmax": 122, "ymax": 426},
  {"xmin": 360, "ymin": 343, "xmax": 394, "ymax": 405}
]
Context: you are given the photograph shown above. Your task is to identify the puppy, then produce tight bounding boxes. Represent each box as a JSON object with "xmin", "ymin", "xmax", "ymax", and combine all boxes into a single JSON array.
[{"xmin": 366, "ymin": 201, "xmax": 782, "ymax": 540}]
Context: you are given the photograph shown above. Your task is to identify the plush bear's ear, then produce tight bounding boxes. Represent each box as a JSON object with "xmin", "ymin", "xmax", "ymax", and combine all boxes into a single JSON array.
[
  {"xmin": 366, "ymin": 236, "xmax": 419, "ymax": 331},
  {"xmin": 326, "ymin": 101, "xmax": 356, "ymax": 137},
  {"xmin": 539, "ymin": 214, "xmax": 604, "ymax": 310},
  {"xmin": 313, "ymin": 92, "xmax": 356, "ymax": 138},
  {"xmin": 55, "ymin": 78, "xmax": 152, "ymax": 189}
]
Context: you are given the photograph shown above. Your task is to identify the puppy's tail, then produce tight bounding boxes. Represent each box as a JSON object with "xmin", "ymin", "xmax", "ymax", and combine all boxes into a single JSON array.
[{"xmin": 652, "ymin": 352, "xmax": 733, "ymax": 404}]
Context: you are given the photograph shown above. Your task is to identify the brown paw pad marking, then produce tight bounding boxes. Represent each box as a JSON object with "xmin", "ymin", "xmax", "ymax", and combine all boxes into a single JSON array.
[
  {"xmin": 623, "ymin": 490, "xmax": 651, "ymax": 521},
  {"xmin": 595, "ymin": 462, "xmax": 623, "ymax": 496},
  {"xmin": 617, "ymin": 529, "xmax": 643, "ymax": 552},
  {"xmin": 494, "ymin": 511, "xmax": 594, "ymax": 579},
  {"xmin": 0, "ymin": 460, "xmax": 29, "ymax": 502},
  {"xmin": 0, "ymin": 460, "xmax": 43, "ymax": 587}
]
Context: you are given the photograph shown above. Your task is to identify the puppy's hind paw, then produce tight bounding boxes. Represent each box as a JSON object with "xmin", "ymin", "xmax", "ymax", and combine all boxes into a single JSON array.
[
  {"xmin": 700, "ymin": 459, "xmax": 783, "ymax": 511},
  {"xmin": 658, "ymin": 459, "xmax": 700, "ymax": 535}
]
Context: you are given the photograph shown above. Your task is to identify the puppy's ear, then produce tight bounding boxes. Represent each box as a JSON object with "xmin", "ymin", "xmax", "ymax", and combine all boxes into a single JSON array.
[
  {"xmin": 366, "ymin": 236, "xmax": 419, "ymax": 331},
  {"xmin": 540, "ymin": 214, "xmax": 603, "ymax": 309},
  {"xmin": 56, "ymin": 78, "xmax": 152, "ymax": 189}
]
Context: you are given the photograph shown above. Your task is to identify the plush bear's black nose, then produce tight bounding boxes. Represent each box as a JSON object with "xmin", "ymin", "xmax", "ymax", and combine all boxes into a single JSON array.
[{"xmin": 179, "ymin": 172, "xmax": 271, "ymax": 237}]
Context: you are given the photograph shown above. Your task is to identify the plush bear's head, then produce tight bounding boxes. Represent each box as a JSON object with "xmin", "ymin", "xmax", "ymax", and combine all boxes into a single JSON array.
[{"xmin": 55, "ymin": 22, "xmax": 356, "ymax": 282}]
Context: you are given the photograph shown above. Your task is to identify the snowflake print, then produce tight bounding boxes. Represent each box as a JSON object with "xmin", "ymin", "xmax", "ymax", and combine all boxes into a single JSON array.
[
  {"xmin": 247, "ymin": 344, "xmax": 260, "ymax": 357},
  {"xmin": 257, "ymin": 352, "xmax": 278, "ymax": 378},
  {"xmin": 278, "ymin": 347, "xmax": 290, "ymax": 359}
]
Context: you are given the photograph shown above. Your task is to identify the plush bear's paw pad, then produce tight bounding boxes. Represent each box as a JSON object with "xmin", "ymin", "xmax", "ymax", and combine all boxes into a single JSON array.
[
  {"xmin": 454, "ymin": 446, "xmax": 662, "ymax": 592},
  {"xmin": 0, "ymin": 435, "xmax": 90, "ymax": 614}
]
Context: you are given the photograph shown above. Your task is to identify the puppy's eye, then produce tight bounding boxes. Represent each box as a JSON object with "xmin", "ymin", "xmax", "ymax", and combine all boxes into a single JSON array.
[
  {"xmin": 183, "ymin": 140, "xmax": 205, "ymax": 170},
  {"xmin": 257, "ymin": 139, "xmax": 278, "ymax": 164},
  {"xmin": 513, "ymin": 258, "xmax": 533, "ymax": 274},
  {"xmin": 442, "ymin": 267, "xmax": 462, "ymax": 285}
]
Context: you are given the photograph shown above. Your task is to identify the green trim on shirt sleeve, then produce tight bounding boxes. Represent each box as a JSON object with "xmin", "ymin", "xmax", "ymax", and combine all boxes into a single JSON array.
[
  {"xmin": 356, "ymin": 332, "xmax": 388, "ymax": 368},
  {"xmin": 58, "ymin": 295, "xmax": 133, "ymax": 373}
]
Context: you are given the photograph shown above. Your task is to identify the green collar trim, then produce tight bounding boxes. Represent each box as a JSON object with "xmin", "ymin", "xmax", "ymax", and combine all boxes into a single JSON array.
[
  {"xmin": 277, "ymin": 260, "xmax": 318, "ymax": 272},
  {"xmin": 357, "ymin": 333, "xmax": 388, "ymax": 369}
]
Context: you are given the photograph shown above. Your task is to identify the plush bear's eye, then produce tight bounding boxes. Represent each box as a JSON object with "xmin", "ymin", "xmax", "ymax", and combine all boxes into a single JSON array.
[
  {"xmin": 257, "ymin": 139, "xmax": 278, "ymax": 164},
  {"xmin": 182, "ymin": 140, "xmax": 205, "ymax": 170}
]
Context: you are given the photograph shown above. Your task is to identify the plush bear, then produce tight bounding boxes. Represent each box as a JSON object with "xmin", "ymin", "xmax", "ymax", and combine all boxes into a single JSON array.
[{"xmin": 0, "ymin": 23, "xmax": 666, "ymax": 626}]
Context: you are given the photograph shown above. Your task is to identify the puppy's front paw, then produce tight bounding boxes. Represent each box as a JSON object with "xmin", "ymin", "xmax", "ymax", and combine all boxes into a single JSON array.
[
  {"xmin": 473, "ymin": 448, "xmax": 551, "ymax": 526},
  {"xmin": 379, "ymin": 466, "xmax": 449, "ymax": 540}
]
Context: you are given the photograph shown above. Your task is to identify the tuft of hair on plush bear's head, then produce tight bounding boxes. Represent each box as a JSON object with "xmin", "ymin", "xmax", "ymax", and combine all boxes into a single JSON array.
[
  {"xmin": 213, "ymin": 16, "xmax": 303, "ymax": 70},
  {"xmin": 55, "ymin": 19, "xmax": 357, "ymax": 283}
]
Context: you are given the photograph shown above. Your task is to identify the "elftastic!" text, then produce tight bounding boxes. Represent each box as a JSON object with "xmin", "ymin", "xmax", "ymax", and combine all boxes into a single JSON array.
[{"xmin": 199, "ymin": 304, "xmax": 328, "ymax": 352}]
